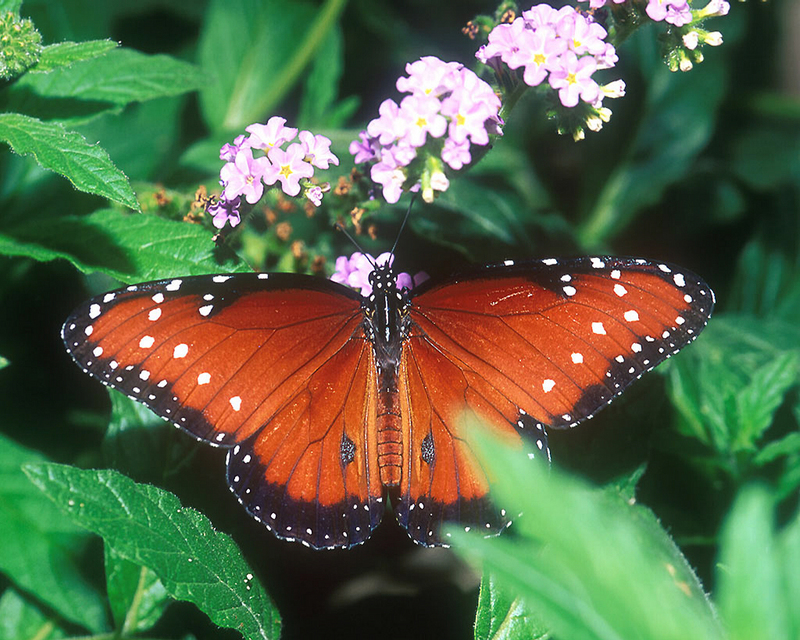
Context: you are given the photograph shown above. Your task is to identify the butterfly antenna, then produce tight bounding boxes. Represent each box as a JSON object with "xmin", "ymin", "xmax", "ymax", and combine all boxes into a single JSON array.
[
  {"xmin": 334, "ymin": 220, "xmax": 377, "ymax": 268},
  {"xmin": 390, "ymin": 194, "xmax": 416, "ymax": 257}
]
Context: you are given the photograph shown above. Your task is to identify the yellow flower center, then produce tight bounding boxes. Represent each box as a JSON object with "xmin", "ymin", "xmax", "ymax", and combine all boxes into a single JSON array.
[{"xmin": 280, "ymin": 164, "xmax": 293, "ymax": 178}]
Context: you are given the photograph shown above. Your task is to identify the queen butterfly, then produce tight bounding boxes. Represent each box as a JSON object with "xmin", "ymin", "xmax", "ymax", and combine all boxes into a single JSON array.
[{"xmin": 63, "ymin": 255, "xmax": 713, "ymax": 549}]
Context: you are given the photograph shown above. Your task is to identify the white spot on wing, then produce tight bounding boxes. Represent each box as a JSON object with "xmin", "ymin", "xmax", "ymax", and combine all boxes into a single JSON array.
[
  {"xmin": 614, "ymin": 284, "xmax": 627, "ymax": 297},
  {"xmin": 197, "ymin": 372, "xmax": 211, "ymax": 385},
  {"xmin": 103, "ymin": 293, "xmax": 116, "ymax": 303},
  {"xmin": 571, "ymin": 352, "xmax": 584, "ymax": 364},
  {"xmin": 213, "ymin": 275, "xmax": 232, "ymax": 283},
  {"xmin": 592, "ymin": 322, "xmax": 606, "ymax": 335},
  {"xmin": 139, "ymin": 335, "xmax": 155, "ymax": 349},
  {"xmin": 673, "ymin": 273, "xmax": 686, "ymax": 287},
  {"xmin": 173, "ymin": 343, "xmax": 189, "ymax": 358},
  {"xmin": 92, "ymin": 346, "xmax": 103, "ymax": 357},
  {"xmin": 563, "ymin": 285, "xmax": 577, "ymax": 297},
  {"xmin": 610, "ymin": 269, "xmax": 621, "ymax": 280},
  {"xmin": 166, "ymin": 280, "xmax": 182, "ymax": 292},
  {"xmin": 542, "ymin": 379, "xmax": 556, "ymax": 393},
  {"xmin": 148, "ymin": 308, "xmax": 162, "ymax": 321},
  {"xmin": 229, "ymin": 396, "xmax": 242, "ymax": 411},
  {"xmin": 152, "ymin": 293, "xmax": 165, "ymax": 303},
  {"xmin": 623, "ymin": 310, "xmax": 639, "ymax": 322},
  {"xmin": 199, "ymin": 305, "xmax": 213, "ymax": 317},
  {"xmin": 542, "ymin": 258, "xmax": 558, "ymax": 266},
  {"xmin": 89, "ymin": 304, "xmax": 101, "ymax": 319}
]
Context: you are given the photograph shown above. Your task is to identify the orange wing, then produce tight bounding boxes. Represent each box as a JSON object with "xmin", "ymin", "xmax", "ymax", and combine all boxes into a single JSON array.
[
  {"xmin": 395, "ymin": 256, "xmax": 713, "ymax": 544},
  {"xmin": 63, "ymin": 273, "xmax": 384, "ymax": 548}
]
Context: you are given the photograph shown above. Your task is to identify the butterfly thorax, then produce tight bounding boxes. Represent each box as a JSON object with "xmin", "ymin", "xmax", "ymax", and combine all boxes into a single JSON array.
[{"xmin": 365, "ymin": 264, "xmax": 411, "ymax": 486}]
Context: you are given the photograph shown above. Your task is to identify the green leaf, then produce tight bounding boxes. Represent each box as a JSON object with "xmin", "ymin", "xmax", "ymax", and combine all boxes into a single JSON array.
[
  {"xmin": 298, "ymin": 23, "xmax": 358, "ymax": 129},
  {"xmin": 17, "ymin": 48, "xmax": 204, "ymax": 105},
  {"xmin": 667, "ymin": 315, "xmax": 800, "ymax": 472},
  {"xmin": 716, "ymin": 486, "xmax": 789, "ymax": 640},
  {"xmin": 779, "ymin": 507, "xmax": 800, "ymax": 639},
  {"xmin": 103, "ymin": 390, "xmax": 175, "ymax": 480},
  {"xmin": 23, "ymin": 463, "xmax": 282, "ymax": 640},
  {"xmin": 0, "ymin": 208, "xmax": 245, "ymax": 282},
  {"xmin": 0, "ymin": 434, "xmax": 108, "ymax": 632},
  {"xmin": 105, "ymin": 545, "xmax": 170, "ymax": 634},
  {"xmin": 0, "ymin": 114, "xmax": 138, "ymax": 209},
  {"xmin": 734, "ymin": 351, "xmax": 799, "ymax": 447},
  {"xmin": 577, "ymin": 34, "xmax": 728, "ymax": 248},
  {"xmin": 0, "ymin": 588, "xmax": 66, "ymax": 640},
  {"xmin": 450, "ymin": 428, "xmax": 724, "ymax": 640},
  {"xmin": 0, "ymin": 355, "xmax": 8, "ymax": 370},
  {"xmin": 474, "ymin": 572, "xmax": 549, "ymax": 640},
  {"xmin": 33, "ymin": 40, "xmax": 118, "ymax": 73},
  {"xmin": 198, "ymin": 0, "xmax": 348, "ymax": 131}
]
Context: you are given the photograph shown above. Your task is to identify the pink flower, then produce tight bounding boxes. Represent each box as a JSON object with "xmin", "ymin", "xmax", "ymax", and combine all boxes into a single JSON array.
[
  {"xmin": 349, "ymin": 131, "xmax": 378, "ymax": 164},
  {"xmin": 220, "ymin": 147, "xmax": 269, "ymax": 204},
  {"xmin": 370, "ymin": 150, "xmax": 407, "ymax": 204},
  {"xmin": 305, "ymin": 185, "xmax": 323, "ymax": 207},
  {"xmin": 398, "ymin": 94, "xmax": 448, "ymax": 147},
  {"xmin": 480, "ymin": 18, "xmax": 530, "ymax": 68},
  {"xmin": 367, "ymin": 98, "xmax": 406, "ymax": 145},
  {"xmin": 207, "ymin": 195, "xmax": 241, "ymax": 229},
  {"xmin": 646, "ymin": 0, "xmax": 692, "ymax": 25},
  {"xmin": 219, "ymin": 134, "xmax": 248, "ymax": 162},
  {"xmin": 298, "ymin": 131, "xmax": 339, "ymax": 169},
  {"xmin": 263, "ymin": 143, "xmax": 314, "ymax": 197},
  {"xmin": 557, "ymin": 12, "xmax": 609, "ymax": 57},
  {"xmin": 396, "ymin": 56, "xmax": 461, "ymax": 97},
  {"xmin": 441, "ymin": 138, "xmax": 472, "ymax": 170},
  {"xmin": 548, "ymin": 51, "xmax": 600, "ymax": 108},
  {"xmin": 519, "ymin": 26, "xmax": 568, "ymax": 87},
  {"xmin": 246, "ymin": 116, "xmax": 298, "ymax": 151}
]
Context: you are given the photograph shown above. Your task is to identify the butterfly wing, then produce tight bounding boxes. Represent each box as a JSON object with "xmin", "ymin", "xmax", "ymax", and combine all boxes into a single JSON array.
[
  {"xmin": 63, "ymin": 273, "xmax": 384, "ymax": 549},
  {"xmin": 395, "ymin": 256, "xmax": 714, "ymax": 545}
]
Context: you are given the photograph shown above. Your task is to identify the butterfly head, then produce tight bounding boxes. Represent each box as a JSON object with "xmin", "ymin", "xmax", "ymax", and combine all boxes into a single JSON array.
[{"xmin": 367, "ymin": 260, "xmax": 398, "ymax": 299}]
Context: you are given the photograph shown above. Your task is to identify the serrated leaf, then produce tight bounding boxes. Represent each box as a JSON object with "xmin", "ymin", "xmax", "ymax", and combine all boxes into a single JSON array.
[
  {"xmin": 450, "ymin": 428, "xmax": 724, "ymax": 640},
  {"xmin": 735, "ymin": 352, "xmax": 799, "ymax": 447},
  {"xmin": 198, "ymin": 0, "xmax": 347, "ymax": 131},
  {"xmin": 33, "ymin": 40, "xmax": 119, "ymax": 73},
  {"xmin": 23, "ymin": 463, "xmax": 282, "ymax": 640},
  {"xmin": 667, "ymin": 316, "xmax": 800, "ymax": 469},
  {"xmin": 0, "ymin": 114, "xmax": 138, "ymax": 209},
  {"xmin": 0, "ymin": 434, "xmax": 108, "ymax": 633},
  {"xmin": 475, "ymin": 572, "xmax": 549, "ymax": 640},
  {"xmin": 0, "ymin": 208, "xmax": 245, "ymax": 282},
  {"xmin": 716, "ymin": 486, "xmax": 789, "ymax": 640},
  {"xmin": 105, "ymin": 545, "xmax": 170, "ymax": 634},
  {"xmin": 17, "ymin": 48, "xmax": 203, "ymax": 105},
  {"xmin": 0, "ymin": 588, "xmax": 66, "ymax": 640}
]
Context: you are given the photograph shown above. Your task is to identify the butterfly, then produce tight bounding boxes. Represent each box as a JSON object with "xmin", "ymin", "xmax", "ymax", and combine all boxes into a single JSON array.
[{"xmin": 63, "ymin": 255, "xmax": 713, "ymax": 549}]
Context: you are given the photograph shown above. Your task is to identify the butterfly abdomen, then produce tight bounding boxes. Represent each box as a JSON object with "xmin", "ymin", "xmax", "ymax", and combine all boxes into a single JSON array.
[{"xmin": 377, "ymin": 373, "xmax": 403, "ymax": 485}]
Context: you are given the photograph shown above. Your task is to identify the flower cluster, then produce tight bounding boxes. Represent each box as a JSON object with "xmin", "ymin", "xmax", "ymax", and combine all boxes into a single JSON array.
[
  {"xmin": 331, "ymin": 252, "xmax": 428, "ymax": 296},
  {"xmin": 477, "ymin": 4, "xmax": 623, "ymax": 110},
  {"xmin": 583, "ymin": 0, "xmax": 728, "ymax": 28},
  {"xmin": 349, "ymin": 56, "xmax": 502, "ymax": 204},
  {"xmin": 208, "ymin": 116, "xmax": 339, "ymax": 229}
]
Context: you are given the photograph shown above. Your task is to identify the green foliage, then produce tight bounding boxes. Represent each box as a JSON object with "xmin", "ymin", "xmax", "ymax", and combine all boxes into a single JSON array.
[
  {"xmin": 453, "ymin": 430, "xmax": 725, "ymax": 640},
  {"xmin": 23, "ymin": 462, "xmax": 281, "ymax": 640},
  {"xmin": 0, "ymin": 0, "xmax": 796, "ymax": 639}
]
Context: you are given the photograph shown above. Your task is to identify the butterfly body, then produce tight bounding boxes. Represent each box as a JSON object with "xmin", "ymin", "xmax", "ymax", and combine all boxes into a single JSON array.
[{"xmin": 63, "ymin": 256, "xmax": 713, "ymax": 549}]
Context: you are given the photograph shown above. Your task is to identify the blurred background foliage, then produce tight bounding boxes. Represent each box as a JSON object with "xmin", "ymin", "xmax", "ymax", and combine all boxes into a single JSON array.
[{"xmin": 0, "ymin": 0, "xmax": 798, "ymax": 639}]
